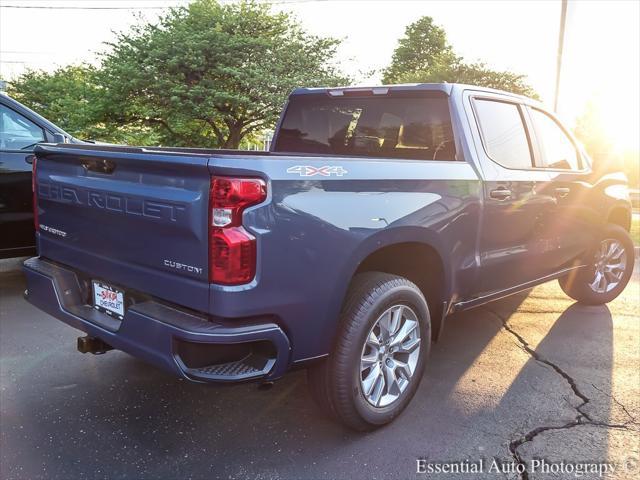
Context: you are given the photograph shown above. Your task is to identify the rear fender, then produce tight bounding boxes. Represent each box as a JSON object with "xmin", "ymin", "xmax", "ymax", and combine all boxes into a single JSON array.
[{"xmin": 326, "ymin": 226, "xmax": 452, "ymax": 335}]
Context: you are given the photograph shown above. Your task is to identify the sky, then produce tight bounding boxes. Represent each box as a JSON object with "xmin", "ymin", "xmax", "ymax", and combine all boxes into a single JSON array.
[{"xmin": 0, "ymin": 0, "xmax": 638, "ymax": 150}]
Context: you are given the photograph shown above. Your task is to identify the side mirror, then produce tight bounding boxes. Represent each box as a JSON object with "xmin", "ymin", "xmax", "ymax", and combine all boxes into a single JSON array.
[{"xmin": 52, "ymin": 133, "xmax": 67, "ymax": 144}]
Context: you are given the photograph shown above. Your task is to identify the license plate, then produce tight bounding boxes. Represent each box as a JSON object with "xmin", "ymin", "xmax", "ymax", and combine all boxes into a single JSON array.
[{"xmin": 92, "ymin": 281, "xmax": 125, "ymax": 320}]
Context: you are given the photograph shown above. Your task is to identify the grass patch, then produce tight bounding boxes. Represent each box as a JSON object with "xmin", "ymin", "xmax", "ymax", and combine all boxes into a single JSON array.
[{"xmin": 631, "ymin": 213, "xmax": 639, "ymax": 246}]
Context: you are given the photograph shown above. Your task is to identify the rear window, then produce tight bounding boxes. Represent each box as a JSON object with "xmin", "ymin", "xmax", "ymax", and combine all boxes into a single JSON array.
[{"xmin": 273, "ymin": 93, "xmax": 456, "ymax": 161}]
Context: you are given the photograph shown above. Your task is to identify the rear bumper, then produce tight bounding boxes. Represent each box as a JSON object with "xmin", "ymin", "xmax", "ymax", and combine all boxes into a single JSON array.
[{"xmin": 22, "ymin": 257, "xmax": 291, "ymax": 383}]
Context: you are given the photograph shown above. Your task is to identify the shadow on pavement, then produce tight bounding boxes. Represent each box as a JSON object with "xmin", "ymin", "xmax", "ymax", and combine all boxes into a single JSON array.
[
  {"xmin": 492, "ymin": 301, "xmax": 614, "ymax": 470},
  {"xmin": 0, "ymin": 267, "xmax": 618, "ymax": 479}
]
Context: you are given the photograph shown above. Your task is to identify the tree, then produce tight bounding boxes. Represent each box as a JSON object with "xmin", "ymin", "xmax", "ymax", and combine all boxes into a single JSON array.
[
  {"xmin": 382, "ymin": 16, "xmax": 537, "ymax": 98},
  {"xmin": 381, "ymin": 17, "xmax": 457, "ymax": 85},
  {"xmin": 8, "ymin": 65, "xmax": 164, "ymax": 145},
  {"xmin": 398, "ymin": 61, "xmax": 538, "ymax": 99},
  {"xmin": 7, "ymin": 65, "xmax": 103, "ymax": 140},
  {"xmin": 99, "ymin": 0, "xmax": 348, "ymax": 148}
]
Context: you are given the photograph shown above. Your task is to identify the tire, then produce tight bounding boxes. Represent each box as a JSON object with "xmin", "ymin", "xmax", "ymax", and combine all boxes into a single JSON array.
[
  {"xmin": 308, "ymin": 272, "xmax": 431, "ymax": 431},
  {"xmin": 559, "ymin": 224, "xmax": 635, "ymax": 305}
]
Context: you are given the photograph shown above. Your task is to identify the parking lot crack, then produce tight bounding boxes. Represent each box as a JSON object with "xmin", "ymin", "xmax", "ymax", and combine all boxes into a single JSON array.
[
  {"xmin": 507, "ymin": 420, "xmax": 632, "ymax": 480},
  {"xmin": 482, "ymin": 306, "xmax": 637, "ymax": 479},
  {"xmin": 508, "ymin": 420, "xmax": 580, "ymax": 480},
  {"xmin": 482, "ymin": 307, "xmax": 592, "ymax": 421},
  {"xmin": 481, "ymin": 307, "xmax": 594, "ymax": 479},
  {"xmin": 590, "ymin": 383, "xmax": 638, "ymax": 425}
]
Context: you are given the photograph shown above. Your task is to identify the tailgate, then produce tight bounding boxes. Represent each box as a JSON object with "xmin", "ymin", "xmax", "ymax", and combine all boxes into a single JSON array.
[{"xmin": 34, "ymin": 144, "xmax": 211, "ymax": 312}]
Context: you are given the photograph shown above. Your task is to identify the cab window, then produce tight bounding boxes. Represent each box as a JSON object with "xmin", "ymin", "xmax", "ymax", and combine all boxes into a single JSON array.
[
  {"xmin": 530, "ymin": 109, "xmax": 581, "ymax": 170},
  {"xmin": 274, "ymin": 93, "xmax": 457, "ymax": 161},
  {"xmin": 473, "ymin": 99, "xmax": 533, "ymax": 169}
]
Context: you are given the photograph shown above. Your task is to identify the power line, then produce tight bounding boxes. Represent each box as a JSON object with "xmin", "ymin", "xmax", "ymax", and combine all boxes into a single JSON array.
[
  {"xmin": 0, "ymin": 4, "xmax": 172, "ymax": 9},
  {"xmin": 0, "ymin": 51, "xmax": 57, "ymax": 55},
  {"xmin": 0, "ymin": 0, "xmax": 330, "ymax": 8}
]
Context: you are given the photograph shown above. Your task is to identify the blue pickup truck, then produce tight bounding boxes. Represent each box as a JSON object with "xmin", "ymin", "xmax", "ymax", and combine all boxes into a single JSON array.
[{"xmin": 23, "ymin": 84, "xmax": 634, "ymax": 430}]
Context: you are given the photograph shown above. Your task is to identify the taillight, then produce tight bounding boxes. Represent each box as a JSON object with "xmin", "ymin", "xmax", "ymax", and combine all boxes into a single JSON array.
[
  {"xmin": 32, "ymin": 156, "xmax": 39, "ymax": 231},
  {"xmin": 209, "ymin": 176, "xmax": 266, "ymax": 285}
]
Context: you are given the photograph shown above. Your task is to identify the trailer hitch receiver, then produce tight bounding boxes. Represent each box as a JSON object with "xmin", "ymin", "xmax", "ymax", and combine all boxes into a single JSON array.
[{"xmin": 77, "ymin": 336, "xmax": 113, "ymax": 355}]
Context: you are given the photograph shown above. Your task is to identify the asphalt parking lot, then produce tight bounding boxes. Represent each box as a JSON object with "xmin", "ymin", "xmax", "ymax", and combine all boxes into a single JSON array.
[{"xmin": 1, "ymin": 257, "xmax": 638, "ymax": 480}]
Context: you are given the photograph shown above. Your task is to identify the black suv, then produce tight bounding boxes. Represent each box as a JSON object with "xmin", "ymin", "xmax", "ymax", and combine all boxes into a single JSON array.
[{"xmin": 0, "ymin": 93, "xmax": 76, "ymax": 258}]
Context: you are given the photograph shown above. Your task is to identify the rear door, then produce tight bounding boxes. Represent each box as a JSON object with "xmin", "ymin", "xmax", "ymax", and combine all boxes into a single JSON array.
[
  {"xmin": 466, "ymin": 93, "xmax": 560, "ymax": 295},
  {"xmin": 35, "ymin": 145, "xmax": 212, "ymax": 312}
]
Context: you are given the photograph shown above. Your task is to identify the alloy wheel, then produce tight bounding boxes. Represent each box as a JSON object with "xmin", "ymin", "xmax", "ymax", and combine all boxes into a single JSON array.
[
  {"xmin": 590, "ymin": 238, "xmax": 627, "ymax": 294},
  {"xmin": 359, "ymin": 305, "xmax": 421, "ymax": 407}
]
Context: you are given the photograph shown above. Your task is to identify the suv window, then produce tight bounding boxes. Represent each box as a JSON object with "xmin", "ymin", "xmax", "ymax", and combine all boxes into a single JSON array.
[
  {"xmin": 473, "ymin": 99, "xmax": 533, "ymax": 169},
  {"xmin": 0, "ymin": 104, "xmax": 45, "ymax": 151},
  {"xmin": 530, "ymin": 109, "xmax": 580, "ymax": 170},
  {"xmin": 274, "ymin": 93, "xmax": 456, "ymax": 161}
]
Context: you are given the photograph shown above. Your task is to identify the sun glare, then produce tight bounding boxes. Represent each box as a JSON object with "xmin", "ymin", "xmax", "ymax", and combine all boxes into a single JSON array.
[
  {"xmin": 599, "ymin": 97, "xmax": 640, "ymax": 153},
  {"xmin": 559, "ymin": 1, "xmax": 640, "ymax": 155}
]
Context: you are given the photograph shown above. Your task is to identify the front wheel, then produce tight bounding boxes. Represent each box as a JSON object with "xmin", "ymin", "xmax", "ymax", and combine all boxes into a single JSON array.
[
  {"xmin": 559, "ymin": 224, "xmax": 635, "ymax": 305},
  {"xmin": 307, "ymin": 272, "xmax": 431, "ymax": 431}
]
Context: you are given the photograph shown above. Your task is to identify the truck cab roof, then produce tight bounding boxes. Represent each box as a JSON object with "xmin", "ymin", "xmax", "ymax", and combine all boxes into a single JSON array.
[
  {"xmin": 290, "ymin": 82, "xmax": 538, "ymax": 105},
  {"xmin": 291, "ymin": 83, "xmax": 453, "ymax": 96}
]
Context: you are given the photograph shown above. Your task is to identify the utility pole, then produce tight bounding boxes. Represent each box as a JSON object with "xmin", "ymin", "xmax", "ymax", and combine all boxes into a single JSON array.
[{"xmin": 554, "ymin": 0, "xmax": 568, "ymax": 112}]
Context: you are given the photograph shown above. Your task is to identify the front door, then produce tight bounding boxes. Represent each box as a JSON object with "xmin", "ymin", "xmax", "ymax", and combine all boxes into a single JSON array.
[
  {"xmin": 0, "ymin": 103, "xmax": 45, "ymax": 257},
  {"xmin": 526, "ymin": 106, "xmax": 596, "ymax": 268}
]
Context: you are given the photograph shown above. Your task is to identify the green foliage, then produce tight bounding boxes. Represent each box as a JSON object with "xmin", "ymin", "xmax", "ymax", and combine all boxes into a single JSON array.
[
  {"xmin": 98, "ymin": 0, "xmax": 348, "ymax": 148},
  {"xmin": 381, "ymin": 17, "xmax": 457, "ymax": 85},
  {"xmin": 383, "ymin": 16, "xmax": 537, "ymax": 98},
  {"xmin": 9, "ymin": 8, "xmax": 541, "ymax": 147},
  {"xmin": 7, "ymin": 65, "xmax": 102, "ymax": 140},
  {"xmin": 7, "ymin": 0, "xmax": 346, "ymax": 148},
  {"xmin": 7, "ymin": 65, "xmax": 169, "ymax": 145},
  {"xmin": 630, "ymin": 215, "xmax": 639, "ymax": 246},
  {"xmin": 399, "ymin": 62, "xmax": 538, "ymax": 99}
]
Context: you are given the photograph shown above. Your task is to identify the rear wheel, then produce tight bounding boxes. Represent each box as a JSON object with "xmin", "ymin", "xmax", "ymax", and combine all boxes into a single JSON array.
[
  {"xmin": 308, "ymin": 272, "xmax": 431, "ymax": 431},
  {"xmin": 559, "ymin": 224, "xmax": 635, "ymax": 305}
]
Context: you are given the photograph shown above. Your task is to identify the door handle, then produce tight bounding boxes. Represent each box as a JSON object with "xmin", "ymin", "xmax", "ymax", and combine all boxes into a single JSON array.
[
  {"xmin": 490, "ymin": 187, "xmax": 512, "ymax": 200},
  {"xmin": 554, "ymin": 187, "xmax": 570, "ymax": 199}
]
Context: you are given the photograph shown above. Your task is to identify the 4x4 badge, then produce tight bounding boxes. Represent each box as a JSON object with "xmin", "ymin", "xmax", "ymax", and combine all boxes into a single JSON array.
[{"xmin": 286, "ymin": 165, "xmax": 348, "ymax": 177}]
